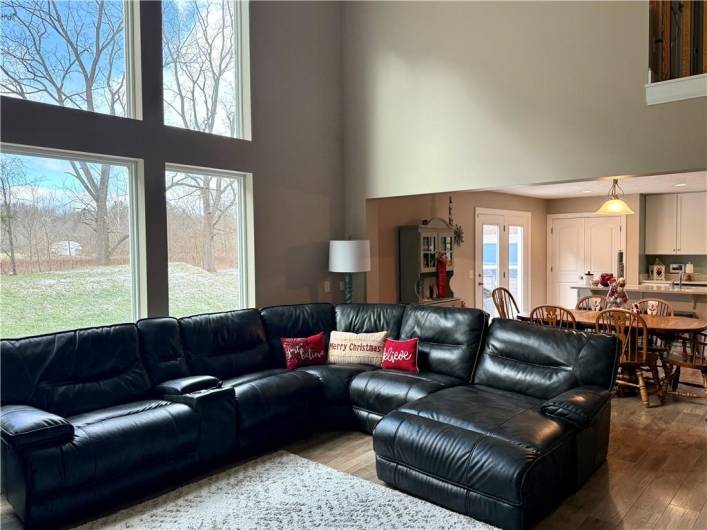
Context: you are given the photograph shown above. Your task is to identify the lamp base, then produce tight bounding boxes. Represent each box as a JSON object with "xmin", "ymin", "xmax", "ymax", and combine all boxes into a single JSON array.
[{"xmin": 345, "ymin": 273, "xmax": 353, "ymax": 304}]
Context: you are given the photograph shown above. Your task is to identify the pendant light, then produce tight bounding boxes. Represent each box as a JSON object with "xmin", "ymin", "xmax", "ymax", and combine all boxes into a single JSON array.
[{"xmin": 595, "ymin": 179, "xmax": 634, "ymax": 215}]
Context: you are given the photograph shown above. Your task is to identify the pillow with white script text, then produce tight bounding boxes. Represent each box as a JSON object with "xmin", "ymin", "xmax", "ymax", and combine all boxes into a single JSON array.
[
  {"xmin": 328, "ymin": 330, "xmax": 387, "ymax": 366},
  {"xmin": 280, "ymin": 332, "xmax": 326, "ymax": 369},
  {"xmin": 381, "ymin": 338, "xmax": 419, "ymax": 372}
]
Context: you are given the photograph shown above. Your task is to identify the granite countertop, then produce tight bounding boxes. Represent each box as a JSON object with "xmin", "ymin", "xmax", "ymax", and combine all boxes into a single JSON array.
[{"xmin": 571, "ymin": 284, "xmax": 707, "ymax": 295}]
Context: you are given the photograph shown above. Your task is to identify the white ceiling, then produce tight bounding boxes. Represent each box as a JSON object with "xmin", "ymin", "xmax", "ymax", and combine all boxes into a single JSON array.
[{"xmin": 498, "ymin": 171, "xmax": 707, "ymax": 199}]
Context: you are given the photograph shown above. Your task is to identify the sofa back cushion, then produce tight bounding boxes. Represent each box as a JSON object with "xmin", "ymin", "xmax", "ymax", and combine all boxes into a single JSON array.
[
  {"xmin": 335, "ymin": 303, "xmax": 406, "ymax": 338},
  {"xmin": 0, "ymin": 324, "xmax": 151, "ymax": 417},
  {"xmin": 260, "ymin": 303, "xmax": 336, "ymax": 368},
  {"xmin": 399, "ymin": 305, "xmax": 487, "ymax": 380},
  {"xmin": 473, "ymin": 319, "xmax": 619, "ymax": 400},
  {"xmin": 179, "ymin": 309, "xmax": 271, "ymax": 379},
  {"xmin": 136, "ymin": 317, "xmax": 190, "ymax": 384}
]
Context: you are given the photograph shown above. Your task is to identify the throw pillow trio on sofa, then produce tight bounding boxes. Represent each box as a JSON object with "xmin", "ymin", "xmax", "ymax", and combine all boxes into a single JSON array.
[{"xmin": 281, "ymin": 330, "xmax": 419, "ymax": 372}]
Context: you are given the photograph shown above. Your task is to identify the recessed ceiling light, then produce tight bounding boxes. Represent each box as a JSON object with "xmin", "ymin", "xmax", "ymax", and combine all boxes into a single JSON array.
[
  {"xmin": 674, "ymin": 183, "xmax": 687, "ymax": 187},
  {"xmin": 581, "ymin": 190, "xmax": 593, "ymax": 193}
]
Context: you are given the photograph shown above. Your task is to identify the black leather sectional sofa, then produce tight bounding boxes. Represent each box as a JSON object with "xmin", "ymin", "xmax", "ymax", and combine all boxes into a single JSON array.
[{"xmin": 0, "ymin": 303, "xmax": 618, "ymax": 530}]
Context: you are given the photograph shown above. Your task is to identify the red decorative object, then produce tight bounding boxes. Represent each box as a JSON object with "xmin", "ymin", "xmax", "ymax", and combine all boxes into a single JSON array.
[
  {"xmin": 599, "ymin": 272, "xmax": 615, "ymax": 287},
  {"xmin": 381, "ymin": 338, "xmax": 419, "ymax": 372},
  {"xmin": 280, "ymin": 332, "xmax": 326, "ymax": 369},
  {"xmin": 437, "ymin": 254, "xmax": 448, "ymax": 298}
]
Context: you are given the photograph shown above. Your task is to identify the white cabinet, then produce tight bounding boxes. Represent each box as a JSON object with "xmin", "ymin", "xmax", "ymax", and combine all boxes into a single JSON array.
[
  {"xmin": 645, "ymin": 192, "xmax": 707, "ymax": 255},
  {"xmin": 645, "ymin": 194, "xmax": 678, "ymax": 254},
  {"xmin": 677, "ymin": 192, "xmax": 707, "ymax": 254}
]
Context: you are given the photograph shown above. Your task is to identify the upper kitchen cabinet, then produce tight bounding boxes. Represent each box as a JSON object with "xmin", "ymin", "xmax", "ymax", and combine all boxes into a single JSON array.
[
  {"xmin": 677, "ymin": 192, "xmax": 707, "ymax": 254},
  {"xmin": 645, "ymin": 194, "xmax": 678, "ymax": 254},
  {"xmin": 645, "ymin": 192, "xmax": 707, "ymax": 255}
]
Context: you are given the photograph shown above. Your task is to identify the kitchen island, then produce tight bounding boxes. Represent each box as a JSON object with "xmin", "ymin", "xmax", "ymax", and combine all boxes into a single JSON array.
[{"xmin": 571, "ymin": 284, "xmax": 707, "ymax": 319}]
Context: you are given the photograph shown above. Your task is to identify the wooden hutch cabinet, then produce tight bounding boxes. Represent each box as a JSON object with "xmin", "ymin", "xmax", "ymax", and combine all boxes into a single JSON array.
[{"xmin": 398, "ymin": 218, "xmax": 461, "ymax": 307}]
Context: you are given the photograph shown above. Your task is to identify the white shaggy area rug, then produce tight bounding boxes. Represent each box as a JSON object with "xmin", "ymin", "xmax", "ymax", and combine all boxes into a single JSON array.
[{"xmin": 76, "ymin": 451, "xmax": 495, "ymax": 529}]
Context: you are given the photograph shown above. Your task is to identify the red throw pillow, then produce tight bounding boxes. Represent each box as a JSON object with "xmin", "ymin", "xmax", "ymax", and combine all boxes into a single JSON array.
[
  {"xmin": 381, "ymin": 338, "xmax": 419, "ymax": 372},
  {"xmin": 281, "ymin": 332, "xmax": 326, "ymax": 370}
]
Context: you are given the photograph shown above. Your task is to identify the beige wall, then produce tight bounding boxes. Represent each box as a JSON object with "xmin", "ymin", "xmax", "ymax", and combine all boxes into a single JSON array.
[
  {"xmin": 546, "ymin": 194, "xmax": 641, "ymax": 285},
  {"xmin": 343, "ymin": 1, "xmax": 707, "ymax": 280},
  {"xmin": 367, "ymin": 191, "xmax": 547, "ymax": 309}
]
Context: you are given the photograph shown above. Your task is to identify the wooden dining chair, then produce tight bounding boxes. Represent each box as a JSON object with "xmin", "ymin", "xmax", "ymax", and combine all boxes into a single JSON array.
[
  {"xmin": 575, "ymin": 295, "xmax": 606, "ymax": 312},
  {"xmin": 666, "ymin": 332, "xmax": 707, "ymax": 400},
  {"xmin": 491, "ymin": 287, "xmax": 519, "ymax": 319},
  {"xmin": 595, "ymin": 309, "xmax": 667, "ymax": 407},
  {"xmin": 634, "ymin": 298, "xmax": 674, "ymax": 317},
  {"xmin": 530, "ymin": 305, "xmax": 577, "ymax": 329},
  {"xmin": 634, "ymin": 298, "xmax": 675, "ymax": 357}
]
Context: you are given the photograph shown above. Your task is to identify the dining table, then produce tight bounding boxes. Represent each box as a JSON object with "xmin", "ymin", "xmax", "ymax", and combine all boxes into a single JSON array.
[{"xmin": 516, "ymin": 309, "xmax": 707, "ymax": 334}]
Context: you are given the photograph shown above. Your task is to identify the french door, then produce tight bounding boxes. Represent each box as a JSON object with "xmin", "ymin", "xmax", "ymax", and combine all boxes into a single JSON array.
[{"xmin": 475, "ymin": 209, "xmax": 531, "ymax": 317}]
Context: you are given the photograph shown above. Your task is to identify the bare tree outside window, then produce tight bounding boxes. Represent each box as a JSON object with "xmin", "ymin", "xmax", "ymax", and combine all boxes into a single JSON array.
[
  {"xmin": 166, "ymin": 167, "xmax": 244, "ymax": 317},
  {"xmin": 0, "ymin": 0, "xmax": 249, "ymax": 335},
  {"xmin": 162, "ymin": 0, "xmax": 249, "ymax": 316},
  {"xmin": 163, "ymin": 0, "xmax": 243, "ymax": 138},
  {"xmin": 0, "ymin": 151, "xmax": 133, "ymax": 337},
  {"xmin": 1, "ymin": 0, "xmax": 128, "ymax": 267}
]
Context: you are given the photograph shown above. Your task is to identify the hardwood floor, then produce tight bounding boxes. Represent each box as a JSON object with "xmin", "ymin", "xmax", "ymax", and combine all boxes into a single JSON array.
[{"xmin": 2, "ymin": 378, "xmax": 705, "ymax": 529}]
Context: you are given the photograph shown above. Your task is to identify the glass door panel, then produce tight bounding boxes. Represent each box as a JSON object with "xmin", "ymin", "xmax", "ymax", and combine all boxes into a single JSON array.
[
  {"xmin": 421, "ymin": 234, "xmax": 437, "ymax": 272},
  {"xmin": 475, "ymin": 210, "xmax": 530, "ymax": 317},
  {"xmin": 508, "ymin": 225, "xmax": 524, "ymax": 312},
  {"xmin": 440, "ymin": 235, "xmax": 454, "ymax": 268},
  {"xmin": 481, "ymin": 224, "xmax": 501, "ymax": 316}
]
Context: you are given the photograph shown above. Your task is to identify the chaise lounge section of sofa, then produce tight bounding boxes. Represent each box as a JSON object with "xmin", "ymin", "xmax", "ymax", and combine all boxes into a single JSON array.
[{"xmin": 0, "ymin": 303, "xmax": 617, "ymax": 530}]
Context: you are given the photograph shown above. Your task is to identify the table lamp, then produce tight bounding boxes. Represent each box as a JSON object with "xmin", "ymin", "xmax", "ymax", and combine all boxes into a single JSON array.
[{"xmin": 329, "ymin": 240, "xmax": 371, "ymax": 303}]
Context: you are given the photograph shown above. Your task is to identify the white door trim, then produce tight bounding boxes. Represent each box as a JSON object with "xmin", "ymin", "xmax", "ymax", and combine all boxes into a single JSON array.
[
  {"xmin": 475, "ymin": 208, "xmax": 532, "ymax": 313},
  {"xmin": 546, "ymin": 212, "xmax": 627, "ymax": 304}
]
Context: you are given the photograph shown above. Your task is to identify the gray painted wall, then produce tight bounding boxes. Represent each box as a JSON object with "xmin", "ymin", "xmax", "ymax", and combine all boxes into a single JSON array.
[
  {"xmin": 1, "ymin": 1, "xmax": 345, "ymax": 313},
  {"xmin": 342, "ymin": 1, "xmax": 707, "ymax": 242}
]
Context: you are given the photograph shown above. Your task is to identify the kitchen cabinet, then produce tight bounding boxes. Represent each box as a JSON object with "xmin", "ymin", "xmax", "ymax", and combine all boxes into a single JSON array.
[
  {"xmin": 677, "ymin": 192, "xmax": 707, "ymax": 254},
  {"xmin": 645, "ymin": 192, "xmax": 707, "ymax": 255},
  {"xmin": 645, "ymin": 194, "xmax": 678, "ymax": 254}
]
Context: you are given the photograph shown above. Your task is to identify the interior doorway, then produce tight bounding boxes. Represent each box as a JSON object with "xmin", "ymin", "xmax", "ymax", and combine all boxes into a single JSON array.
[{"xmin": 475, "ymin": 208, "xmax": 531, "ymax": 317}]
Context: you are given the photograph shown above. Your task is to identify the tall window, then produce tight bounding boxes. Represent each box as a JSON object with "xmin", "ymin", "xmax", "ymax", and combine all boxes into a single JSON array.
[
  {"xmin": 165, "ymin": 165, "xmax": 248, "ymax": 317},
  {"xmin": 0, "ymin": 147, "xmax": 139, "ymax": 337},
  {"xmin": 162, "ymin": 0, "xmax": 250, "ymax": 139},
  {"xmin": 0, "ymin": 0, "xmax": 134, "ymax": 117}
]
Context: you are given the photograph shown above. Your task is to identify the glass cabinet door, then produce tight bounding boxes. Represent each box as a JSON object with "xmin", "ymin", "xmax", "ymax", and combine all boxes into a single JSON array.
[
  {"xmin": 421, "ymin": 234, "xmax": 437, "ymax": 272},
  {"xmin": 440, "ymin": 234, "xmax": 454, "ymax": 268}
]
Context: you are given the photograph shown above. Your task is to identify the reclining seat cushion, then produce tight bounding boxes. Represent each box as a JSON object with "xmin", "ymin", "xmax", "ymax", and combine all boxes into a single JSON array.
[
  {"xmin": 179, "ymin": 309, "xmax": 271, "ymax": 379},
  {"xmin": 374, "ymin": 407, "xmax": 574, "ymax": 530},
  {"xmin": 335, "ymin": 303, "xmax": 406, "ymax": 338},
  {"xmin": 260, "ymin": 303, "xmax": 336, "ymax": 368},
  {"xmin": 26, "ymin": 400, "xmax": 200, "ymax": 500},
  {"xmin": 399, "ymin": 305, "xmax": 487, "ymax": 380},
  {"xmin": 297, "ymin": 363, "xmax": 378, "ymax": 425},
  {"xmin": 397, "ymin": 385, "xmax": 571, "ymax": 453},
  {"xmin": 1, "ymin": 325, "xmax": 151, "ymax": 417},
  {"xmin": 225, "ymin": 370, "xmax": 322, "ymax": 448},
  {"xmin": 349, "ymin": 369, "xmax": 463, "ymax": 433},
  {"xmin": 472, "ymin": 319, "xmax": 618, "ymax": 400}
]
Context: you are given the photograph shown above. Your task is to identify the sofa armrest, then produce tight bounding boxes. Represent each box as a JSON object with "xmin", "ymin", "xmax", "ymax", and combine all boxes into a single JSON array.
[
  {"xmin": 0, "ymin": 405, "xmax": 74, "ymax": 450},
  {"xmin": 163, "ymin": 386, "xmax": 234, "ymax": 410},
  {"xmin": 540, "ymin": 386, "xmax": 611, "ymax": 428},
  {"xmin": 155, "ymin": 375, "xmax": 221, "ymax": 396}
]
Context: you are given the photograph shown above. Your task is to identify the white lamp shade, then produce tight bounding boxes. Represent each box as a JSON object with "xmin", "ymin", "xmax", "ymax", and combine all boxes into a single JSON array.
[{"xmin": 329, "ymin": 240, "xmax": 371, "ymax": 273}]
